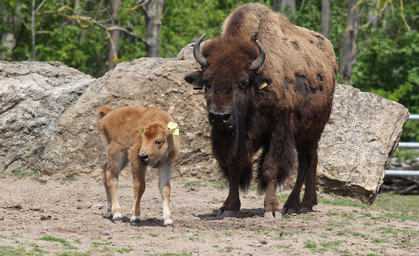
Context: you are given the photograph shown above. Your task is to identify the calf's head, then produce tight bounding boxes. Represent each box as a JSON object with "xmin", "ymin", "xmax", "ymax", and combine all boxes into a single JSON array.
[
  {"xmin": 185, "ymin": 34, "xmax": 271, "ymax": 134},
  {"xmin": 138, "ymin": 121, "xmax": 178, "ymax": 166}
]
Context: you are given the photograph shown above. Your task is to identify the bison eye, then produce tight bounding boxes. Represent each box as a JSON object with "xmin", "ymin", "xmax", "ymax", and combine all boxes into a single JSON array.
[
  {"xmin": 155, "ymin": 140, "xmax": 163, "ymax": 145},
  {"xmin": 238, "ymin": 81, "xmax": 248, "ymax": 90}
]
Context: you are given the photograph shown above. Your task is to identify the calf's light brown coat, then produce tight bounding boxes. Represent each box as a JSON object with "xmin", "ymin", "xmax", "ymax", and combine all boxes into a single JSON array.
[{"xmin": 97, "ymin": 106, "xmax": 180, "ymax": 225}]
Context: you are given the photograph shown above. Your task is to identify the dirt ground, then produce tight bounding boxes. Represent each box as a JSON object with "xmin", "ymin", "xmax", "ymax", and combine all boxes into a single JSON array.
[{"xmin": 1, "ymin": 173, "xmax": 418, "ymax": 256}]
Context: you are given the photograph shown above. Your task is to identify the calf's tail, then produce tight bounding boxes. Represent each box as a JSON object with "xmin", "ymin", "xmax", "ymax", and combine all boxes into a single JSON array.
[{"xmin": 97, "ymin": 105, "xmax": 113, "ymax": 129}]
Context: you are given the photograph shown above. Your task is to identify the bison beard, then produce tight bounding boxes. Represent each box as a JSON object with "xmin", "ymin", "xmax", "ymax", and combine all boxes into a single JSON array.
[{"xmin": 185, "ymin": 3, "xmax": 337, "ymax": 219}]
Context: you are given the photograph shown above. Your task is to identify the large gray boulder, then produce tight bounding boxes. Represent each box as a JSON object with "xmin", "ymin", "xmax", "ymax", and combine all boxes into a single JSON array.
[
  {"xmin": 0, "ymin": 61, "xmax": 94, "ymax": 172},
  {"xmin": 317, "ymin": 84, "xmax": 410, "ymax": 203}
]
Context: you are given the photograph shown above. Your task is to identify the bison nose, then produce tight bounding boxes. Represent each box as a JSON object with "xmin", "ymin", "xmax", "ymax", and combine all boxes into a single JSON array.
[
  {"xmin": 138, "ymin": 152, "xmax": 149, "ymax": 163},
  {"xmin": 209, "ymin": 112, "xmax": 231, "ymax": 125}
]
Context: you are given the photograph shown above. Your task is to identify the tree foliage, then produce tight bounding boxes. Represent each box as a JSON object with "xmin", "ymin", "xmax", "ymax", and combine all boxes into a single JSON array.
[{"xmin": 0, "ymin": 0, "xmax": 417, "ymax": 122}]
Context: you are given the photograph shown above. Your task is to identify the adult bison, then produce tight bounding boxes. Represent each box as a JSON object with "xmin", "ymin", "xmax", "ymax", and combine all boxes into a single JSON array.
[{"xmin": 185, "ymin": 3, "xmax": 337, "ymax": 218}]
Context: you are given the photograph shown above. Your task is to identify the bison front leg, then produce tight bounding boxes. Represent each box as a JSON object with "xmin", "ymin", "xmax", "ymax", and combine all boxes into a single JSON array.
[
  {"xmin": 158, "ymin": 162, "xmax": 174, "ymax": 226},
  {"xmin": 217, "ymin": 163, "xmax": 243, "ymax": 219},
  {"xmin": 261, "ymin": 130, "xmax": 296, "ymax": 218}
]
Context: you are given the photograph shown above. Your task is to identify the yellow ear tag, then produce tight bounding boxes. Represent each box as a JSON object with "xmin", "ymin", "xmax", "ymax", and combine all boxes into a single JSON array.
[
  {"xmin": 138, "ymin": 126, "xmax": 144, "ymax": 135},
  {"xmin": 259, "ymin": 82, "xmax": 268, "ymax": 90},
  {"xmin": 168, "ymin": 122, "xmax": 179, "ymax": 136}
]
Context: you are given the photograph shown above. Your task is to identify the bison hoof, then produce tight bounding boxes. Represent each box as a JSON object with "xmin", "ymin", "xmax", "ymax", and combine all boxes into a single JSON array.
[
  {"xmin": 300, "ymin": 206, "xmax": 314, "ymax": 213},
  {"xmin": 264, "ymin": 211, "xmax": 282, "ymax": 219},
  {"xmin": 281, "ymin": 206, "xmax": 299, "ymax": 216},
  {"xmin": 216, "ymin": 209, "xmax": 237, "ymax": 219}
]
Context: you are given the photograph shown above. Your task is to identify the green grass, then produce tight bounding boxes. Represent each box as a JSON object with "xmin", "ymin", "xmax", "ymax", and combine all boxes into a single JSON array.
[
  {"xmin": 183, "ymin": 181, "xmax": 206, "ymax": 188},
  {"xmin": 374, "ymin": 193, "xmax": 419, "ymax": 214},
  {"xmin": 208, "ymin": 179, "xmax": 228, "ymax": 190},
  {"xmin": 39, "ymin": 236, "xmax": 76, "ymax": 249}
]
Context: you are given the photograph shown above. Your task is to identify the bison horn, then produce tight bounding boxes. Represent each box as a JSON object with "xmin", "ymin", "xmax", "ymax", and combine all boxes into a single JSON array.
[
  {"xmin": 249, "ymin": 40, "xmax": 266, "ymax": 71},
  {"xmin": 193, "ymin": 34, "xmax": 207, "ymax": 67}
]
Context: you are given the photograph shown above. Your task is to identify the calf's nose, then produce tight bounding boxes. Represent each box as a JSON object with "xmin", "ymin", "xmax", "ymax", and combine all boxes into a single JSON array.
[{"xmin": 138, "ymin": 152, "xmax": 149, "ymax": 163}]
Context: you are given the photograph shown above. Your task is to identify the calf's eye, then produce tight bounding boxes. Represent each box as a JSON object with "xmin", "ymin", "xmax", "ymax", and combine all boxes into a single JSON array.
[{"xmin": 155, "ymin": 140, "xmax": 162, "ymax": 145}]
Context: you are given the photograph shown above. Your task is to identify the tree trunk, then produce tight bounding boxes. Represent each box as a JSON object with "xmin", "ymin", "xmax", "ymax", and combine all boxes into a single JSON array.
[
  {"xmin": 273, "ymin": 0, "xmax": 295, "ymax": 18},
  {"xmin": 106, "ymin": 0, "xmax": 121, "ymax": 70},
  {"xmin": 1, "ymin": 2, "xmax": 22, "ymax": 60},
  {"xmin": 367, "ymin": 0, "xmax": 378, "ymax": 29},
  {"xmin": 340, "ymin": 0, "xmax": 359, "ymax": 83},
  {"xmin": 321, "ymin": 0, "xmax": 331, "ymax": 39},
  {"xmin": 142, "ymin": 0, "xmax": 164, "ymax": 57},
  {"xmin": 31, "ymin": 0, "xmax": 36, "ymax": 60}
]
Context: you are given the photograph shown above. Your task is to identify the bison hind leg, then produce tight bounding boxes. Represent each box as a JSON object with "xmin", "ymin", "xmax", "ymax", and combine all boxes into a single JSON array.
[{"xmin": 238, "ymin": 164, "xmax": 252, "ymax": 191}]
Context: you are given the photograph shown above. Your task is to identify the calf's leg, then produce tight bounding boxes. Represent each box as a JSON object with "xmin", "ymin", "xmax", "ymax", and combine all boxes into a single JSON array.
[
  {"xmin": 103, "ymin": 147, "xmax": 128, "ymax": 223},
  {"xmin": 158, "ymin": 162, "xmax": 174, "ymax": 225},
  {"xmin": 130, "ymin": 148, "xmax": 146, "ymax": 225}
]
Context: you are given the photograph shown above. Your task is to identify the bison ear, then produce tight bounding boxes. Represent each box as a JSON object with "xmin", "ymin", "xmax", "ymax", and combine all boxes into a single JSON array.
[
  {"xmin": 252, "ymin": 74, "xmax": 272, "ymax": 90},
  {"xmin": 185, "ymin": 71, "xmax": 203, "ymax": 90}
]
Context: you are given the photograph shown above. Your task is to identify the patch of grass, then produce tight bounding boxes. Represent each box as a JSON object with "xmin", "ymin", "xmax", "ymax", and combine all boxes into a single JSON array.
[
  {"xmin": 115, "ymin": 248, "xmax": 134, "ymax": 253},
  {"xmin": 58, "ymin": 252, "xmax": 91, "ymax": 256},
  {"xmin": 397, "ymin": 240, "xmax": 415, "ymax": 248},
  {"xmin": 372, "ymin": 238, "xmax": 388, "ymax": 244},
  {"xmin": 319, "ymin": 197, "xmax": 368, "ymax": 209},
  {"xmin": 327, "ymin": 221, "xmax": 347, "ymax": 228},
  {"xmin": 183, "ymin": 181, "xmax": 206, "ymax": 188},
  {"xmin": 382, "ymin": 212, "xmax": 418, "ymax": 222},
  {"xmin": 39, "ymin": 236, "xmax": 77, "ymax": 249},
  {"xmin": 0, "ymin": 246, "xmax": 30, "ymax": 256},
  {"xmin": 148, "ymin": 233, "xmax": 158, "ymax": 237},
  {"xmin": 275, "ymin": 244, "xmax": 292, "ymax": 249},
  {"xmin": 159, "ymin": 253, "xmax": 191, "ymax": 256},
  {"xmin": 4, "ymin": 168, "xmax": 42, "ymax": 181},
  {"xmin": 188, "ymin": 234, "xmax": 199, "ymax": 241},
  {"xmin": 208, "ymin": 179, "xmax": 228, "ymax": 190},
  {"xmin": 304, "ymin": 240, "xmax": 317, "ymax": 249},
  {"xmin": 223, "ymin": 229, "xmax": 233, "ymax": 237},
  {"xmin": 374, "ymin": 193, "xmax": 419, "ymax": 214},
  {"xmin": 296, "ymin": 215, "xmax": 318, "ymax": 221}
]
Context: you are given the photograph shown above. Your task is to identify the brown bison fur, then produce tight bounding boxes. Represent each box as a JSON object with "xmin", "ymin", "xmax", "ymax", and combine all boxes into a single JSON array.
[
  {"xmin": 97, "ymin": 106, "xmax": 180, "ymax": 225},
  {"xmin": 185, "ymin": 3, "xmax": 337, "ymax": 218}
]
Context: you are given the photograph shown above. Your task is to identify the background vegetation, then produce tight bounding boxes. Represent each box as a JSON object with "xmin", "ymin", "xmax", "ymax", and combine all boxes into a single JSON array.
[{"xmin": 1, "ymin": 0, "xmax": 417, "ymax": 139}]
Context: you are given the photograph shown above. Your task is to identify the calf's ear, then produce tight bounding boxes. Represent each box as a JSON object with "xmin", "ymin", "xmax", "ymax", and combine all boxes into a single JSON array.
[
  {"xmin": 167, "ymin": 122, "xmax": 179, "ymax": 136},
  {"xmin": 185, "ymin": 71, "xmax": 203, "ymax": 90}
]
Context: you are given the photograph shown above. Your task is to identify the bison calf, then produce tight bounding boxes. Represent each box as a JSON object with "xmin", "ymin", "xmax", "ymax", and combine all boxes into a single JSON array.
[{"xmin": 97, "ymin": 106, "xmax": 180, "ymax": 225}]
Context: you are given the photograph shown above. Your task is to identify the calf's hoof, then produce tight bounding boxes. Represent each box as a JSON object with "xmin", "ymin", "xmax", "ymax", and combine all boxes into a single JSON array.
[
  {"xmin": 130, "ymin": 216, "xmax": 141, "ymax": 226},
  {"xmin": 164, "ymin": 219, "xmax": 173, "ymax": 226},
  {"xmin": 112, "ymin": 213, "xmax": 123, "ymax": 224},
  {"xmin": 264, "ymin": 211, "xmax": 282, "ymax": 219}
]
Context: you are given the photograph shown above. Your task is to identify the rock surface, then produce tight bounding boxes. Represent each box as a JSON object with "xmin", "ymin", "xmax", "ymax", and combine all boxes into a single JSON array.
[
  {"xmin": 317, "ymin": 84, "xmax": 410, "ymax": 203},
  {"xmin": 0, "ymin": 46, "xmax": 410, "ymax": 203},
  {"xmin": 0, "ymin": 61, "xmax": 94, "ymax": 172}
]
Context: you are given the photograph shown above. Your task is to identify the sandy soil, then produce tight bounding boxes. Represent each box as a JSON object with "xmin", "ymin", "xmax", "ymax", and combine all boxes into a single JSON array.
[{"xmin": 1, "ymin": 173, "xmax": 418, "ymax": 256}]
